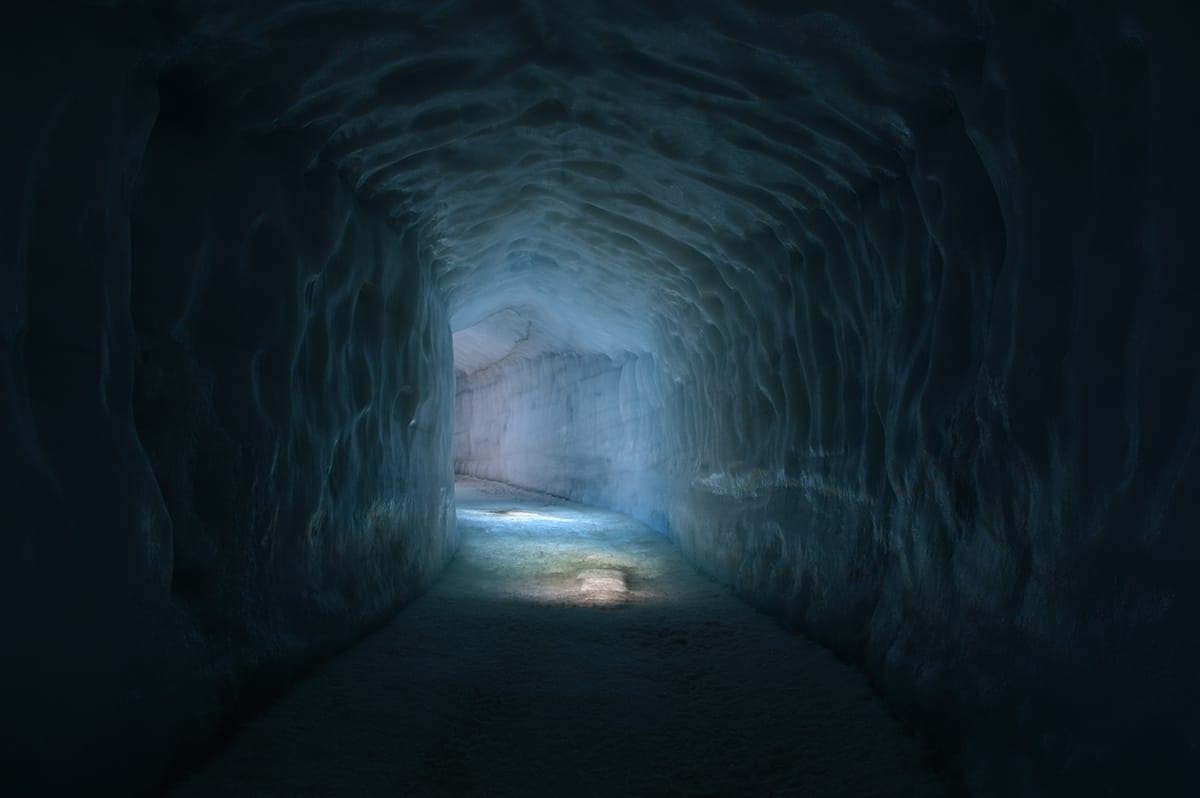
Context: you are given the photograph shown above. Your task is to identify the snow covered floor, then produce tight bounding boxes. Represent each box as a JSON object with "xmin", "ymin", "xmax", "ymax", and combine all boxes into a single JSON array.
[{"xmin": 171, "ymin": 478, "xmax": 944, "ymax": 796}]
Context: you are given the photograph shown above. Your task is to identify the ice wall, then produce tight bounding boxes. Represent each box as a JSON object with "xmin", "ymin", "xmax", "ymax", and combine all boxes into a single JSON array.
[
  {"xmin": 2, "ymin": 10, "xmax": 455, "ymax": 793},
  {"xmin": 652, "ymin": 11, "xmax": 1200, "ymax": 795},
  {"xmin": 454, "ymin": 351, "xmax": 670, "ymax": 531}
]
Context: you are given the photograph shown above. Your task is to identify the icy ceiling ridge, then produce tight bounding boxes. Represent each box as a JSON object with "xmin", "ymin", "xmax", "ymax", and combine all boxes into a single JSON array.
[{"xmin": 158, "ymin": 0, "xmax": 978, "ymax": 363}]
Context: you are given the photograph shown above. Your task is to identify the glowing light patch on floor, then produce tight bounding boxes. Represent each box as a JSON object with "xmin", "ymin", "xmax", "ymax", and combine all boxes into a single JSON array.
[
  {"xmin": 575, "ymin": 569, "xmax": 628, "ymax": 606},
  {"xmin": 453, "ymin": 493, "xmax": 658, "ymax": 608}
]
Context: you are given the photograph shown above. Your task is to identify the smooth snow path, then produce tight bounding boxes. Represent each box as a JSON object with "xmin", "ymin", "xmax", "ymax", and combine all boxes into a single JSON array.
[{"xmin": 172, "ymin": 478, "xmax": 945, "ymax": 796}]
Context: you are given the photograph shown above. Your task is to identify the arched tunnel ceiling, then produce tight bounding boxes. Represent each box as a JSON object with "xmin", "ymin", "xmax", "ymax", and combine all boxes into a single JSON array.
[{"xmin": 153, "ymin": 0, "xmax": 979, "ymax": 369}]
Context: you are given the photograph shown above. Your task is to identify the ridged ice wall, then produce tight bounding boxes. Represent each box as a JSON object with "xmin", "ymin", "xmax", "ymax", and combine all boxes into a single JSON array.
[
  {"xmin": 454, "ymin": 352, "xmax": 670, "ymax": 531},
  {"xmin": 2, "ymin": 12, "xmax": 456, "ymax": 792},
  {"xmin": 3, "ymin": 2, "xmax": 1197, "ymax": 795}
]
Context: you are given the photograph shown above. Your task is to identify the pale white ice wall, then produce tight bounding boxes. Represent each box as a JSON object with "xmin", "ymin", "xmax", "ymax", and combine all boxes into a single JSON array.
[{"xmin": 454, "ymin": 352, "xmax": 670, "ymax": 532}]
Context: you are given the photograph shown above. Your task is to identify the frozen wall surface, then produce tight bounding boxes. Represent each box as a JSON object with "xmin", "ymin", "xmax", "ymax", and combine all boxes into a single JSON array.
[
  {"xmin": 2, "ymin": 9, "xmax": 455, "ymax": 794},
  {"xmin": 3, "ymin": 1, "xmax": 1198, "ymax": 795},
  {"xmin": 454, "ymin": 351, "xmax": 670, "ymax": 531}
]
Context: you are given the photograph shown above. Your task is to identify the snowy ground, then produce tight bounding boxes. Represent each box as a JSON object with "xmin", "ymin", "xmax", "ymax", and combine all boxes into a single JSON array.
[{"xmin": 171, "ymin": 478, "xmax": 944, "ymax": 796}]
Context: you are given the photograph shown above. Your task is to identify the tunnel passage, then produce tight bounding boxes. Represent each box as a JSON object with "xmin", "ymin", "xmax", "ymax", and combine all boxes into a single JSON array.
[{"xmin": 3, "ymin": 2, "xmax": 1198, "ymax": 796}]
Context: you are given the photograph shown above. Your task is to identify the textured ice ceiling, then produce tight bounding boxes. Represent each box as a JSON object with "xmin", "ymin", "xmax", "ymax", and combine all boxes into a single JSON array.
[{"xmin": 154, "ymin": 0, "xmax": 967, "ymax": 372}]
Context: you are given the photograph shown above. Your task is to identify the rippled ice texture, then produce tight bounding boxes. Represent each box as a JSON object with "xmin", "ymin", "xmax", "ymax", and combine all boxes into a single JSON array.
[{"xmin": 3, "ymin": 1, "xmax": 1198, "ymax": 795}]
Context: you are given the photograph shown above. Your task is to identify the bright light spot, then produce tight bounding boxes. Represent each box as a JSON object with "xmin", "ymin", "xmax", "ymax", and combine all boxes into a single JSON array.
[
  {"xmin": 496, "ymin": 510, "xmax": 573, "ymax": 522},
  {"xmin": 576, "ymin": 568, "xmax": 628, "ymax": 606},
  {"xmin": 454, "ymin": 496, "xmax": 658, "ymax": 608},
  {"xmin": 458, "ymin": 508, "xmax": 573, "ymax": 524}
]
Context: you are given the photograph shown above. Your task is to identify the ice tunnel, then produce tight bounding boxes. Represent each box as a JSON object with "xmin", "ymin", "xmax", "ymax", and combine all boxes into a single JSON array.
[{"xmin": 2, "ymin": 2, "xmax": 1197, "ymax": 795}]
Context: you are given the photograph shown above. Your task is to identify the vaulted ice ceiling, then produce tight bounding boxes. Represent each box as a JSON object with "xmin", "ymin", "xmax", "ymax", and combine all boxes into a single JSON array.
[{"xmin": 155, "ymin": 0, "xmax": 973, "ymax": 373}]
